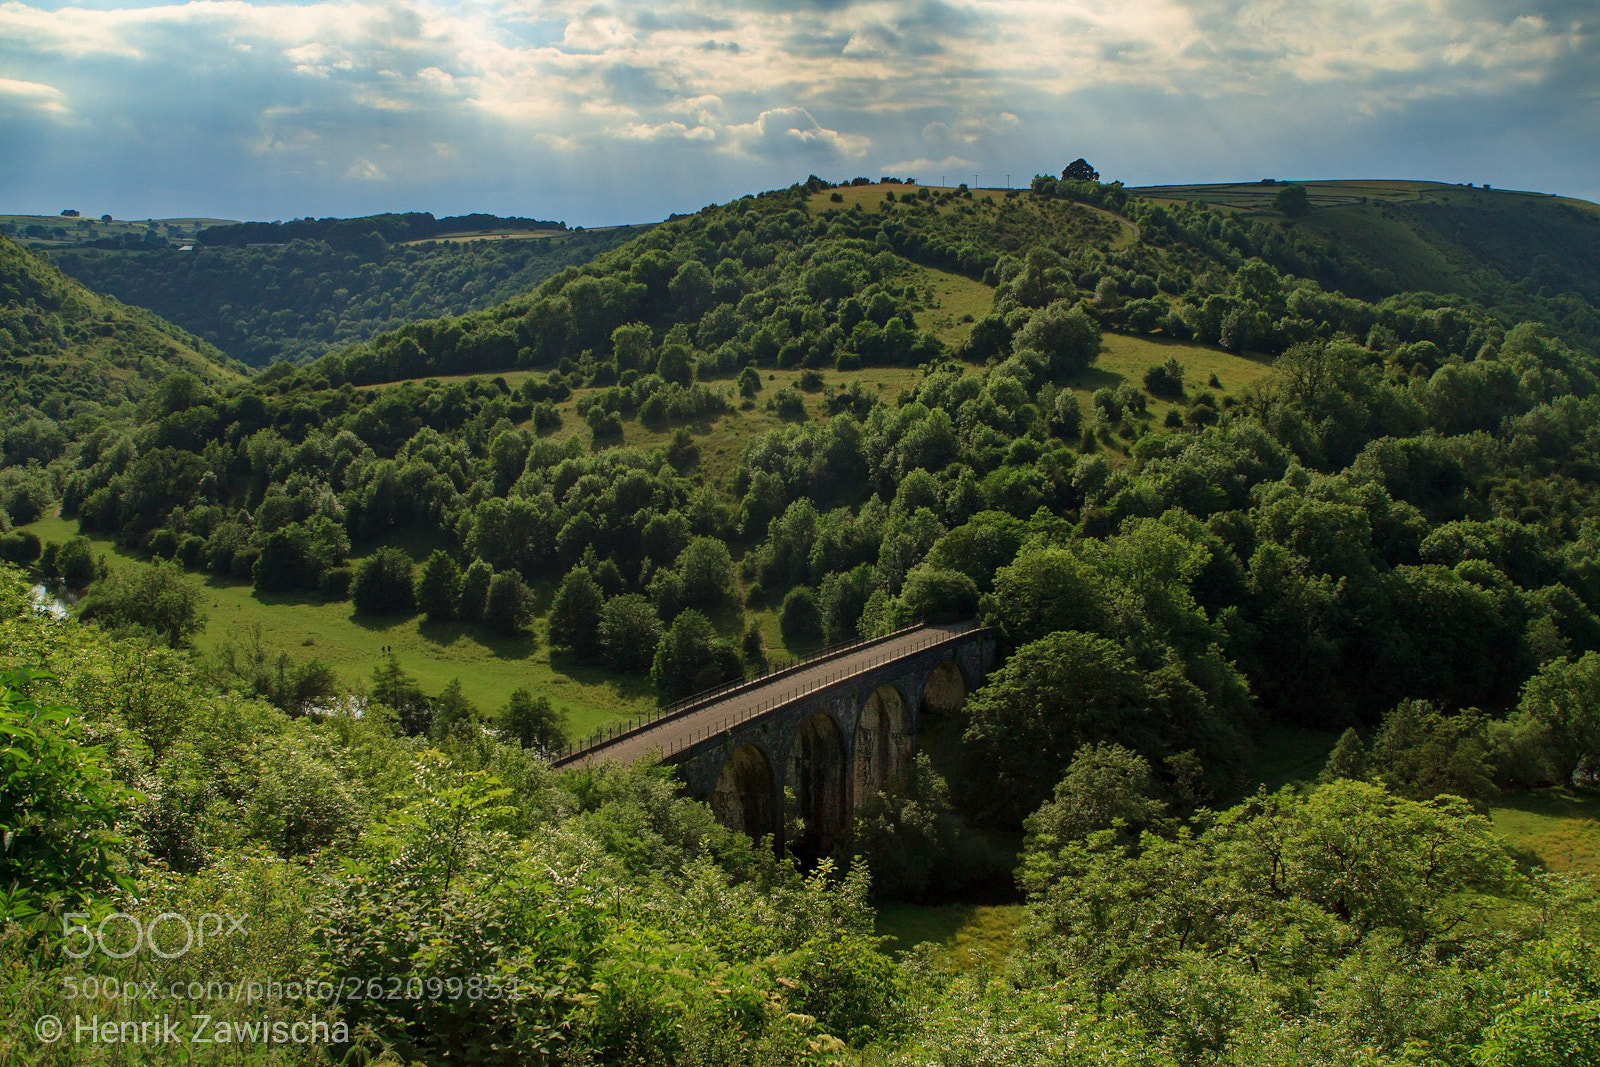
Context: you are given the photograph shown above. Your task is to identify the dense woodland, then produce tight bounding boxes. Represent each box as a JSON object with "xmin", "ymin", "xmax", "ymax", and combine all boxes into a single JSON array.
[
  {"xmin": 1, "ymin": 170, "xmax": 1598, "ymax": 1064},
  {"xmin": 50, "ymin": 225, "xmax": 644, "ymax": 366}
]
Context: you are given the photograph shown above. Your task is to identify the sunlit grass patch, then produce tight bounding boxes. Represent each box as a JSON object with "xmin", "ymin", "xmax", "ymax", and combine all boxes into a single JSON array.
[
  {"xmin": 19, "ymin": 513, "xmax": 658, "ymax": 734},
  {"xmin": 1057, "ymin": 332, "xmax": 1274, "ymax": 462},
  {"xmin": 1490, "ymin": 788, "xmax": 1600, "ymax": 876},
  {"xmin": 909, "ymin": 265, "xmax": 995, "ymax": 349},
  {"xmin": 874, "ymin": 903, "xmax": 1024, "ymax": 969}
]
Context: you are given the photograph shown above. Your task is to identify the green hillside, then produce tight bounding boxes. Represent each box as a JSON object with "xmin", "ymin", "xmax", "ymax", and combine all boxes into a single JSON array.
[
  {"xmin": 0, "ymin": 235, "xmax": 243, "ymax": 406},
  {"xmin": 48, "ymin": 224, "xmax": 646, "ymax": 366},
  {"xmin": 1130, "ymin": 178, "xmax": 1600, "ymax": 345},
  {"xmin": 0, "ymin": 212, "xmax": 235, "ymax": 248}
]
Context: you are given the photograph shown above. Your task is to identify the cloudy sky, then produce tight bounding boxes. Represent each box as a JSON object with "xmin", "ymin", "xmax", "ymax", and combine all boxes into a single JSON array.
[{"xmin": 2, "ymin": 0, "xmax": 1596, "ymax": 225}]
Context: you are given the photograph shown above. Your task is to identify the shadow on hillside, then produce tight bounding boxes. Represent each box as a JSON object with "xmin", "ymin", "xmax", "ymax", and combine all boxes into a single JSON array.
[
  {"xmin": 211, "ymin": 577, "xmax": 346, "ymax": 609},
  {"xmin": 412, "ymin": 617, "xmax": 536, "ymax": 661},
  {"xmin": 348, "ymin": 610, "xmax": 413, "ymax": 634},
  {"xmin": 546, "ymin": 652, "xmax": 658, "ymax": 703},
  {"xmin": 1495, "ymin": 786, "xmax": 1600, "ymax": 821},
  {"xmin": 1072, "ymin": 366, "xmax": 1120, "ymax": 391}
]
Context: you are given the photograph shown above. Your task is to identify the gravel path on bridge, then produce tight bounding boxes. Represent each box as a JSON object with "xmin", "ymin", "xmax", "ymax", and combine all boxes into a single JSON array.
[{"xmin": 562, "ymin": 620, "xmax": 976, "ymax": 767}]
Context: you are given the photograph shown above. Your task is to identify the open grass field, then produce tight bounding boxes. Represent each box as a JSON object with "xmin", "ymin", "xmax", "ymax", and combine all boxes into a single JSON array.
[
  {"xmin": 1129, "ymin": 179, "xmax": 1476, "ymax": 215},
  {"xmin": 874, "ymin": 903, "xmax": 1024, "ymax": 969},
  {"xmin": 1490, "ymin": 788, "xmax": 1600, "ymax": 876},
  {"xmin": 1, "ymin": 214, "xmax": 236, "ymax": 248},
  {"xmin": 807, "ymin": 183, "xmax": 1138, "ymax": 249},
  {"xmin": 401, "ymin": 230, "xmax": 568, "ymax": 245},
  {"xmin": 909, "ymin": 265, "xmax": 995, "ymax": 348},
  {"xmin": 806, "ymin": 183, "xmax": 1015, "ymax": 215},
  {"xmin": 1091, "ymin": 332, "xmax": 1273, "ymax": 398},
  {"xmin": 1065, "ymin": 332, "xmax": 1275, "ymax": 460},
  {"xmin": 352, "ymin": 369, "xmax": 548, "ymax": 392},
  {"xmin": 19, "ymin": 513, "xmax": 659, "ymax": 735},
  {"xmin": 1126, "ymin": 180, "xmax": 1600, "ymax": 301}
]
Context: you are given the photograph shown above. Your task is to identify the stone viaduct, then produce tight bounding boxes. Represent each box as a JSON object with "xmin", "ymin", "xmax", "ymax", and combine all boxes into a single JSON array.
[{"xmin": 552, "ymin": 621, "xmax": 997, "ymax": 855}]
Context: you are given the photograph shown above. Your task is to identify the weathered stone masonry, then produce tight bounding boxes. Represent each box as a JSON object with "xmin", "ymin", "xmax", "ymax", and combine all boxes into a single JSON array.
[{"xmin": 674, "ymin": 629, "xmax": 995, "ymax": 853}]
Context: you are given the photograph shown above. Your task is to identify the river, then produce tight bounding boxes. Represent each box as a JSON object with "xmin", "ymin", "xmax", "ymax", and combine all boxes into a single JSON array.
[{"xmin": 29, "ymin": 583, "xmax": 72, "ymax": 619}]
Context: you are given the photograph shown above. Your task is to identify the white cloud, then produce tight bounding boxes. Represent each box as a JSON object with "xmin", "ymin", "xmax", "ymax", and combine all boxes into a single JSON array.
[
  {"xmin": 0, "ymin": 75, "xmax": 70, "ymax": 116},
  {"xmin": 0, "ymin": 0, "xmax": 1594, "ymax": 219},
  {"xmin": 722, "ymin": 106, "xmax": 870, "ymax": 160},
  {"xmin": 882, "ymin": 155, "xmax": 976, "ymax": 177}
]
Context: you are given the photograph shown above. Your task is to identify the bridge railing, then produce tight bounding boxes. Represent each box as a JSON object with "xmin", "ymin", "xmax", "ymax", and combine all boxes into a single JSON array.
[
  {"xmin": 646, "ymin": 627, "xmax": 982, "ymax": 762},
  {"xmin": 553, "ymin": 621, "xmax": 986, "ymax": 766}
]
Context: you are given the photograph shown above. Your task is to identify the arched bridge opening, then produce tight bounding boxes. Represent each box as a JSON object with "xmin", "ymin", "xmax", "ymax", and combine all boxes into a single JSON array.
[
  {"xmin": 921, "ymin": 658, "xmax": 967, "ymax": 719},
  {"xmin": 788, "ymin": 712, "xmax": 846, "ymax": 863},
  {"xmin": 710, "ymin": 744, "xmax": 778, "ymax": 843},
  {"xmin": 553, "ymin": 621, "xmax": 996, "ymax": 856},
  {"xmin": 853, "ymin": 683, "xmax": 911, "ymax": 803}
]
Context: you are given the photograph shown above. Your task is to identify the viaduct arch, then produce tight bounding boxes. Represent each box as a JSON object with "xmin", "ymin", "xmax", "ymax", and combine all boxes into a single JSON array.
[{"xmin": 554, "ymin": 622, "xmax": 996, "ymax": 853}]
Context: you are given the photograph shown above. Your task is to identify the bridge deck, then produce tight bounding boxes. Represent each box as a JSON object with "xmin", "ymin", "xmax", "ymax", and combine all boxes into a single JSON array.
[{"xmin": 558, "ymin": 621, "xmax": 976, "ymax": 767}]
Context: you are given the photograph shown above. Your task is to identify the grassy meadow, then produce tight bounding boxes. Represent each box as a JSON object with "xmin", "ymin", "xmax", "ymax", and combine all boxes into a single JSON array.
[
  {"xmin": 1128, "ymin": 178, "xmax": 1469, "ymax": 215},
  {"xmin": 400, "ymin": 230, "xmax": 568, "ymax": 245},
  {"xmin": 20, "ymin": 512, "xmax": 659, "ymax": 735},
  {"xmin": 1, "ymin": 213, "xmax": 236, "ymax": 248},
  {"xmin": 910, "ymin": 264, "xmax": 996, "ymax": 348},
  {"xmin": 874, "ymin": 903, "xmax": 1024, "ymax": 968},
  {"xmin": 806, "ymin": 182, "xmax": 1139, "ymax": 249},
  {"xmin": 1490, "ymin": 788, "xmax": 1600, "ymax": 876}
]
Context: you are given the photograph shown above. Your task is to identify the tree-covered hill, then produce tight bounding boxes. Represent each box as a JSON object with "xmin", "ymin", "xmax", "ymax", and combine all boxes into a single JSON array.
[
  {"xmin": 278, "ymin": 174, "xmax": 1597, "ymax": 394},
  {"xmin": 0, "ymin": 235, "xmax": 243, "ymax": 408},
  {"xmin": 1128, "ymin": 178, "xmax": 1600, "ymax": 349},
  {"xmin": 193, "ymin": 210, "xmax": 568, "ymax": 248},
  {"xmin": 47, "ymin": 225, "xmax": 646, "ymax": 366},
  {"xmin": 9, "ymin": 169, "xmax": 1598, "ymax": 773}
]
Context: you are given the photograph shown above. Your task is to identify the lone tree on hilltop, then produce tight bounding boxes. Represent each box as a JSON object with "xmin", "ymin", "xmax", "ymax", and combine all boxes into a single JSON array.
[
  {"xmin": 1062, "ymin": 158, "xmax": 1100, "ymax": 182},
  {"xmin": 1275, "ymin": 184, "xmax": 1311, "ymax": 217}
]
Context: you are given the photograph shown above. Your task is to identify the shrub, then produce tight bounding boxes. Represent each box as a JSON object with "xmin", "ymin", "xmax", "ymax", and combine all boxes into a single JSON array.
[
  {"xmin": 78, "ymin": 560, "xmax": 206, "ymax": 648},
  {"xmin": 548, "ymin": 567, "xmax": 603, "ymax": 655},
  {"xmin": 483, "ymin": 571, "xmax": 532, "ymax": 635},
  {"xmin": 0, "ymin": 667, "xmax": 135, "ymax": 916},
  {"xmin": 500, "ymin": 688, "xmax": 568, "ymax": 752},
  {"xmin": 1141, "ymin": 357, "xmax": 1185, "ymax": 397},
  {"xmin": 769, "ymin": 386, "xmax": 806, "ymax": 420},
  {"xmin": 319, "ymin": 566, "xmax": 352, "ymax": 598},
  {"xmin": 351, "ymin": 548, "xmax": 415, "ymax": 616},
  {"xmin": 780, "ymin": 586, "xmax": 825, "ymax": 645},
  {"xmin": 459, "ymin": 558, "xmax": 493, "ymax": 623},
  {"xmin": 0, "ymin": 530, "xmax": 41, "ymax": 565},
  {"xmin": 415, "ymin": 550, "xmax": 462, "ymax": 622},
  {"xmin": 599, "ymin": 594, "xmax": 661, "ymax": 672}
]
